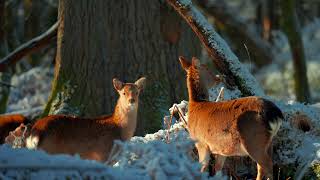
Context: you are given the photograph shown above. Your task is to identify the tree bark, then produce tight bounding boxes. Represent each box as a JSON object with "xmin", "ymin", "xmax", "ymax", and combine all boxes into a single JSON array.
[
  {"xmin": 166, "ymin": 0, "xmax": 264, "ymax": 97},
  {"xmin": 24, "ymin": 0, "xmax": 42, "ymax": 66},
  {"xmin": 0, "ymin": 0, "xmax": 12, "ymax": 113},
  {"xmin": 280, "ymin": 0, "xmax": 311, "ymax": 103},
  {"xmin": 0, "ymin": 0, "xmax": 4, "ymax": 41},
  {"xmin": 43, "ymin": 0, "xmax": 201, "ymax": 135}
]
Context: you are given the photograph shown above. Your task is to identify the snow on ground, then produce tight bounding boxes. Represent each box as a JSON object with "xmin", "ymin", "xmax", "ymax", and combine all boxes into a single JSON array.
[
  {"xmin": 2, "ymin": 4, "xmax": 320, "ymax": 178},
  {"xmin": 0, "ymin": 118, "xmax": 222, "ymax": 179},
  {"xmin": 0, "ymin": 144, "xmax": 145, "ymax": 180},
  {"xmin": 6, "ymin": 67, "xmax": 53, "ymax": 114}
]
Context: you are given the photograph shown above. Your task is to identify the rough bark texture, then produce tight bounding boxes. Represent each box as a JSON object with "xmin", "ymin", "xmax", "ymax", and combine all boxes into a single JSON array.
[
  {"xmin": 196, "ymin": 0, "xmax": 274, "ymax": 68},
  {"xmin": 166, "ymin": 0, "xmax": 264, "ymax": 97},
  {"xmin": 43, "ymin": 0, "xmax": 201, "ymax": 135},
  {"xmin": 0, "ymin": 0, "xmax": 12, "ymax": 113},
  {"xmin": 280, "ymin": 0, "xmax": 311, "ymax": 103},
  {"xmin": 0, "ymin": 0, "xmax": 4, "ymax": 41}
]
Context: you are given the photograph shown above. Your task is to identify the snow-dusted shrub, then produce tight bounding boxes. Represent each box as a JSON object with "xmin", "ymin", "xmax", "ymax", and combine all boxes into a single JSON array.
[{"xmin": 7, "ymin": 67, "xmax": 53, "ymax": 113}]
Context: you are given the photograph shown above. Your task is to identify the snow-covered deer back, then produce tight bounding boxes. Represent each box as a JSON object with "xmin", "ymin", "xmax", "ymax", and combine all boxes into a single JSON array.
[
  {"xmin": 26, "ymin": 77, "xmax": 146, "ymax": 162},
  {"xmin": 179, "ymin": 56, "xmax": 282, "ymax": 180}
]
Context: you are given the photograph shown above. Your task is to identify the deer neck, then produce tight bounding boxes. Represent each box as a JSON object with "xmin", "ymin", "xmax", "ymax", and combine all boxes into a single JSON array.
[
  {"xmin": 187, "ymin": 72, "xmax": 209, "ymax": 102},
  {"xmin": 113, "ymin": 99, "xmax": 138, "ymax": 140}
]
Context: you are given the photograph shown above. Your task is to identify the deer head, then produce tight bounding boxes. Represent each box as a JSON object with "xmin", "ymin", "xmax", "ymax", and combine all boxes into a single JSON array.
[{"xmin": 113, "ymin": 77, "xmax": 146, "ymax": 111}]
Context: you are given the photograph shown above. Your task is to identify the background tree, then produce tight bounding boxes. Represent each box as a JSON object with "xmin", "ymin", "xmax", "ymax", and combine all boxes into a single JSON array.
[
  {"xmin": 42, "ymin": 0, "xmax": 201, "ymax": 135},
  {"xmin": 280, "ymin": 0, "xmax": 311, "ymax": 103},
  {"xmin": 0, "ymin": 0, "xmax": 12, "ymax": 113}
]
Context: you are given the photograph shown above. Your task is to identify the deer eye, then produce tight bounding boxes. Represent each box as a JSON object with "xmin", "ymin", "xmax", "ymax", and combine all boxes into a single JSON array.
[{"xmin": 123, "ymin": 93, "xmax": 126, "ymax": 95}]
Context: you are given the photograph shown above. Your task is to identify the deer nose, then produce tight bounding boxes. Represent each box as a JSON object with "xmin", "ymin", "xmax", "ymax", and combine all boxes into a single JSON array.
[{"xmin": 129, "ymin": 99, "xmax": 135, "ymax": 104}]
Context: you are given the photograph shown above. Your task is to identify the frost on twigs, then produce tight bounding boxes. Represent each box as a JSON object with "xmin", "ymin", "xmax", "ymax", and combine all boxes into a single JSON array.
[{"xmin": 107, "ymin": 129, "xmax": 208, "ymax": 180}]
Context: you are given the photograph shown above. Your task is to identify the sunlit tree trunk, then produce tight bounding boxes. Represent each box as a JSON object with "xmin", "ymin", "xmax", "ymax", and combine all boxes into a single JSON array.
[{"xmin": 43, "ymin": 0, "xmax": 201, "ymax": 134}]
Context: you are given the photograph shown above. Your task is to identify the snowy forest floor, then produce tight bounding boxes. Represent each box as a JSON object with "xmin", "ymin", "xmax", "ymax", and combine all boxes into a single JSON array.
[
  {"xmin": 1, "ymin": 18, "xmax": 320, "ymax": 180},
  {"xmin": 1, "ymin": 65, "xmax": 319, "ymax": 179}
]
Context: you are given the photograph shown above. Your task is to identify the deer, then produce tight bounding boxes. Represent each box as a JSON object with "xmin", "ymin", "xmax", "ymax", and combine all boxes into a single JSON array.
[
  {"xmin": 179, "ymin": 56, "xmax": 283, "ymax": 180},
  {"xmin": 25, "ymin": 77, "xmax": 146, "ymax": 162},
  {"xmin": 0, "ymin": 114, "xmax": 30, "ymax": 144}
]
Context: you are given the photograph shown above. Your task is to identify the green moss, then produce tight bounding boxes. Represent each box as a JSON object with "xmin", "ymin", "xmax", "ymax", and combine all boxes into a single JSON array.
[
  {"xmin": 42, "ymin": 77, "xmax": 82, "ymax": 117},
  {"xmin": 304, "ymin": 163, "xmax": 320, "ymax": 180},
  {"xmin": 141, "ymin": 76, "xmax": 172, "ymax": 134}
]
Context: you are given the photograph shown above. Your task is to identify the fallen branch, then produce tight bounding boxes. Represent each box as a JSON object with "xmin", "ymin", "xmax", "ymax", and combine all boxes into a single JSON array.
[
  {"xmin": 195, "ymin": 0, "xmax": 274, "ymax": 68},
  {"xmin": 166, "ymin": 0, "xmax": 264, "ymax": 97},
  {"xmin": 0, "ymin": 22, "xmax": 58, "ymax": 72}
]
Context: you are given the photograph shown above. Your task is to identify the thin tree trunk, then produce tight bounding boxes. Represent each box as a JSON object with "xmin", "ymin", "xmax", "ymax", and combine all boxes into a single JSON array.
[
  {"xmin": 280, "ymin": 0, "xmax": 311, "ymax": 103},
  {"xmin": 0, "ymin": 0, "xmax": 12, "ymax": 113},
  {"xmin": 24, "ymin": 0, "xmax": 42, "ymax": 66},
  {"xmin": 0, "ymin": 0, "xmax": 4, "ymax": 41},
  {"xmin": 43, "ymin": 0, "xmax": 201, "ymax": 135}
]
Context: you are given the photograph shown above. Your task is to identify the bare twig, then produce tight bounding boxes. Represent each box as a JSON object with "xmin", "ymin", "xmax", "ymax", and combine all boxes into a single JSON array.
[
  {"xmin": 165, "ymin": 104, "xmax": 189, "ymax": 143},
  {"xmin": 11, "ymin": 124, "xmax": 28, "ymax": 148},
  {"xmin": 215, "ymin": 87, "xmax": 225, "ymax": 102},
  {"xmin": 0, "ymin": 22, "xmax": 58, "ymax": 72},
  {"xmin": 166, "ymin": 0, "xmax": 264, "ymax": 97}
]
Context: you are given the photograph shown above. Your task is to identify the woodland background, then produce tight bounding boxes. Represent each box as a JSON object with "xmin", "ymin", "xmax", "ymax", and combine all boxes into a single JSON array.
[{"xmin": 0, "ymin": 0, "xmax": 320, "ymax": 179}]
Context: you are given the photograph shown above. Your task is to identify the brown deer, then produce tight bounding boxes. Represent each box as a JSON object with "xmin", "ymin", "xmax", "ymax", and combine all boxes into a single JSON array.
[
  {"xmin": 0, "ymin": 114, "xmax": 29, "ymax": 144},
  {"xmin": 179, "ymin": 56, "xmax": 282, "ymax": 180},
  {"xmin": 26, "ymin": 77, "xmax": 146, "ymax": 162}
]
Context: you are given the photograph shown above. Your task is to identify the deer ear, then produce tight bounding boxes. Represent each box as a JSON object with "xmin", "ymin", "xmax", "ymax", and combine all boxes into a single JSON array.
[
  {"xmin": 192, "ymin": 57, "xmax": 201, "ymax": 68},
  {"xmin": 179, "ymin": 56, "xmax": 191, "ymax": 71},
  {"xmin": 113, "ymin": 78, "xmax": 124, "ymax": 91},
  {"xmin": 135, "ymin": 77, "xmax": 147, "ymax": 91}
]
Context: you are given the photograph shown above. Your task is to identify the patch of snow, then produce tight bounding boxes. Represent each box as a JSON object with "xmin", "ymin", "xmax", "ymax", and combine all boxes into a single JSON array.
[
  {"xmin": 7, "ymin": 67, "xmax": 53, "ymax": 113},
  {"xmin": 0, "ymin": 145, "xmax": 143, "ymax": 179}
]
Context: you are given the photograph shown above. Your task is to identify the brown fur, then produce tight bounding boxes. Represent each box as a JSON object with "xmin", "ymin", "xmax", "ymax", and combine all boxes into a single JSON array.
[
  {"xmin": 0, "ymin": 114, "xmax": 29, "ymax": 144},
  {"xmin": 28, "ymin": 77, "xmax": 146, "ymax": 162},
  {"xmin": 179, "ymin": 56, "xmax": 283, "ymax": 180}
]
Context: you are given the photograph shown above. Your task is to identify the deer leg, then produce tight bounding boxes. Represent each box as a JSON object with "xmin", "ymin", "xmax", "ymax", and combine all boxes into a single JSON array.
[
  {"xmin": 213, "ymin": 155, "xmax": 226, "ymax": 175},
  {"xmin": 195, "ymin": 142, "xmax": 210, "ymax": 172},
  {"xmin": 255, "ymin": 153, "xmax": 273, "ymax": 180}
]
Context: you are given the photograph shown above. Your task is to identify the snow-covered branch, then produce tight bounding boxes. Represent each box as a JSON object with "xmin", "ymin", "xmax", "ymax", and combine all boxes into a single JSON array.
[
  {"xmin": 0, "ymin": 22, "xmax": 58, "ymax": 72},
  {"xmin": 195, "ymin": 0, "xmax": 275, "ymax": 68},
  {"xmin": 166, "ymin": 0, "xmax": 264, "ymax": 96}
]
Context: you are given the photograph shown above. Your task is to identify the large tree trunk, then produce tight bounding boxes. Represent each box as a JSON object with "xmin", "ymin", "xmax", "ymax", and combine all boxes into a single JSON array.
[
  {"xmin": 43, "ymin": 0, "xmax": 201, "ymax": 135},
  {"xmin": 280, "ymin": 0, "xmax": 311, "ymax": 103}
]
